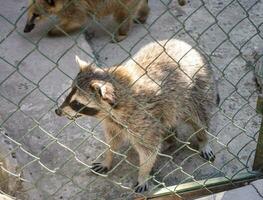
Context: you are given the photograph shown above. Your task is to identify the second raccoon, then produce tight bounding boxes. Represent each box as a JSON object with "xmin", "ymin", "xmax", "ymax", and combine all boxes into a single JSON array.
[{"xmin": 24, "ymin": 0, "xmax": 149, "ymax": 42}]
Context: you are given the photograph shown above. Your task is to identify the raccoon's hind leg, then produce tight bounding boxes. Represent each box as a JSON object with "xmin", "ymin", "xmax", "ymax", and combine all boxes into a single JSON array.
[
  {"xmin": 91, "ymin": 129, "xmax": 124, "ymax": 174},
  {"xmin": 187, "ymin": 119, "xmax": 215, "ymax": 162},
  {"xmin": 113, "ymin": 11, "xmax": 132, "ymax": 42},
  {"xmin": 133, "ymin": 0, "xmax": 150, "ymax": 24}
]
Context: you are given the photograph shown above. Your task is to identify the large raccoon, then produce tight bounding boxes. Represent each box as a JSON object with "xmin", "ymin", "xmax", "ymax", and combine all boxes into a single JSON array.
[
  {"xmin": 23, "ymin": 0, "xmax": 150, "ymax": 42},
  {"xmin": 55, "ymin": 39, "xmax": 217, "ymax": 193}
]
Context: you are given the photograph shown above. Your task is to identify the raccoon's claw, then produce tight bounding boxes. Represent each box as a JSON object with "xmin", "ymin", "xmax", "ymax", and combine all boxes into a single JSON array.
[
  {"xmin": 134, "ymin": 181, "xmax": 149, "ymax": 193},
  {"xmin": 133, "ymin": 17, "xmax": 147, "ymax": 24},
  {"xmin": 91, "ymin": 162, "xmax": 109, "ymax": 174},
  {"xmin": 84, "ymin": 31, "xmax": 95, "ymax": 41},
  {"xmin": 200, "ymin": 145, "xmax": 215, "ymax": 162}
]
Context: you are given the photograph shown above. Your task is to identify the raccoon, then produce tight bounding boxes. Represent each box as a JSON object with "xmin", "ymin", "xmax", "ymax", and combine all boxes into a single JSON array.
[
  {"xmin": 24, "ymin": 0, "xmax": 150, "ymax": 42},
  {"xmin": 55, "ymin": 39, "xmax": 217, "ymax": 193}
]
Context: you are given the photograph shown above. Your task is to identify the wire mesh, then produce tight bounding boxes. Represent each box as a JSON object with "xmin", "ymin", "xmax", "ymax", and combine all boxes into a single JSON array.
[{"xmin": 0, "ymin": 0, "xmax": 263, "ymax": 199}]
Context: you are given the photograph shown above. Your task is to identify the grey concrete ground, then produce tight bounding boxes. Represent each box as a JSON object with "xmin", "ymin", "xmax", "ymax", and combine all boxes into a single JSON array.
[
  {"xmin": 195, "ymin": 179, "xmax": 263, "ymax": 200},
  {"xmin": 0, "ymin": 0, "xmax": 263, "ymax": 199}
]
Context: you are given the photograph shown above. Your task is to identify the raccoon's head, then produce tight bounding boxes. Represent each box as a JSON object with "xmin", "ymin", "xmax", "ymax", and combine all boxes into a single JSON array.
[
  {"xmin": 24, "ymin": 0, "xmax": 64, "ymax": 33},
  {"xmin": 55, "ymin": 56, "xmax": 117, "ymax": 120}
]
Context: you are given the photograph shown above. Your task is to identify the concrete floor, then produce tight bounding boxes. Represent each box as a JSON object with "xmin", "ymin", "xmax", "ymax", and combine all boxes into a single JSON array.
[
  {"xmin": 0, "ymin": 0, "xmax": 263, "ymax": 199},
  {"xmin": 195, "ymin": 179, "xmax": 263, "ymax": 200}
]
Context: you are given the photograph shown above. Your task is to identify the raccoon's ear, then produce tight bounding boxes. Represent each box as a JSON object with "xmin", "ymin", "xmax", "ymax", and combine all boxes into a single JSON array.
[
  {"xmin": 45, "ymin": 0, "xmax": 55, "ymax": 6},
  {"xmin": 91, "ymin": 81, "xmax": 116, "ymax": 106},
  {"xmin": 75, "ymin": 55, "xmax": 89, "ymax": 72}
]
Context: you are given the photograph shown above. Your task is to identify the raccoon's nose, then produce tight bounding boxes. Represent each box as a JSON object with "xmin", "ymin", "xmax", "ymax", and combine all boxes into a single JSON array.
[
  {"xmin": 55, "ymin": 108, "xmax": 62, "ymax": 116},
  {"xmin": 24, "ymin": 23, "xmax": 35, "ymax": 33}
]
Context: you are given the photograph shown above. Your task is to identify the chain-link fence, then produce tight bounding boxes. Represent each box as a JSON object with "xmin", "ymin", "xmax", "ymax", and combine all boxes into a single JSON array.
[{"xmin": 0, "ymin": 0, "xmax": 263, "ymax": 199}]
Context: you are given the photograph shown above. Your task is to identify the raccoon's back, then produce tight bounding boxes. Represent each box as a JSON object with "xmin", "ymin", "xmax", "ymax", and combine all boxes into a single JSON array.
[
  {"xmin": 125, "ymin": 39, "xmax": 213, "ymax": 95},
  {"xmin": 124, "ymin": 39, "xmax": 216, "ymax": 125},
  {"xmin": 79, "ymin": 0, "xmax": 139, "ymax": 16}
]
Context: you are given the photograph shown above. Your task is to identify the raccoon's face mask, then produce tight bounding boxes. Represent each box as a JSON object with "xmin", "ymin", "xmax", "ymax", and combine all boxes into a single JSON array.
[
  {"xmin": 24, "ymin": 0, "xmax": 56, "ymax": 33},
  {"xmin": 55, "ymin": 56, "xmax": 117, "ymax": 120},
  {"xmin": 55, "ymin": 87, "xmax": 100, "ymax": 120}
]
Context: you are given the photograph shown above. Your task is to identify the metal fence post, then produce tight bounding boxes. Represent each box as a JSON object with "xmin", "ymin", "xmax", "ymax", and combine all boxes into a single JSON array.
[{"xmin": 253, "ymin": 95, "xmax": 263, "ymax": 172}]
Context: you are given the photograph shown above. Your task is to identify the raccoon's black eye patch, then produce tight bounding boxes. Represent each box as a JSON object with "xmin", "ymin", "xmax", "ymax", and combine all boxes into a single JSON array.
[
  {"xmin": 69, "ymin": 100, "xmax": 99, "ymax": 116},
  {"xmin": 69, "ymin": 100, "xmax": 84, "ymax": 112},
  {"xmin": 45, "ymin": 0, "xmax": 55, "ymax": 6},
  {"xmin": 33, "ymin": 13, "xmax": 40, "ymax": 18}
]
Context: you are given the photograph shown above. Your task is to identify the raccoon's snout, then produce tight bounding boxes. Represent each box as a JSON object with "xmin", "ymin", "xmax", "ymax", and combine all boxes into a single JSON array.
[
  {"xmin": 55, "ymin": 108, "xmax": 81, "ymax": 120},
  {"xmin": 24, "ymin": 13, "xmax": 39, "ymax": 33},
  {"xmin": 55, "ymin": 108, "xmax": 63, "ymax": 116}
]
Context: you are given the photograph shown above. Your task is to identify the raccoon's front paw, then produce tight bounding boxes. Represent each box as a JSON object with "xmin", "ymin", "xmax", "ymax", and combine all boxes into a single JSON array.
[
  {"xmin": 134, "ymin": 181, "xmax": 149, "ymax": 193},
  {"xmin": 48, "ymin": 28, "xmax": 64, "ymax": 37},
  {"xmin": 200, "ymin": 144, "xmax": 215, "ymax": 162},
  {"xmin": 91, "ymin": 162, "xmax": 109, "ymax": 174}
]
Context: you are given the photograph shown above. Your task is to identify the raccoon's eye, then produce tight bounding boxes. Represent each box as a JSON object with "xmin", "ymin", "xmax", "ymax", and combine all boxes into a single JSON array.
[
  {"xmin": 33, "ymin": 13, "xmax": 40, "ymax": 17},
  {"xmin": 45, "ymin": 0, "xmax": 55, "ymax": 6},
  {"xmin": 75, "ymin": 101, "xmax": 81, "ymax": 106},
  {"xmin": 72, "ymin": 100, "xmax": 80, "ymax": 105},
  {"xmin": 70, "ymin": 100, "xmax": 84, "ymax": 112}
]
